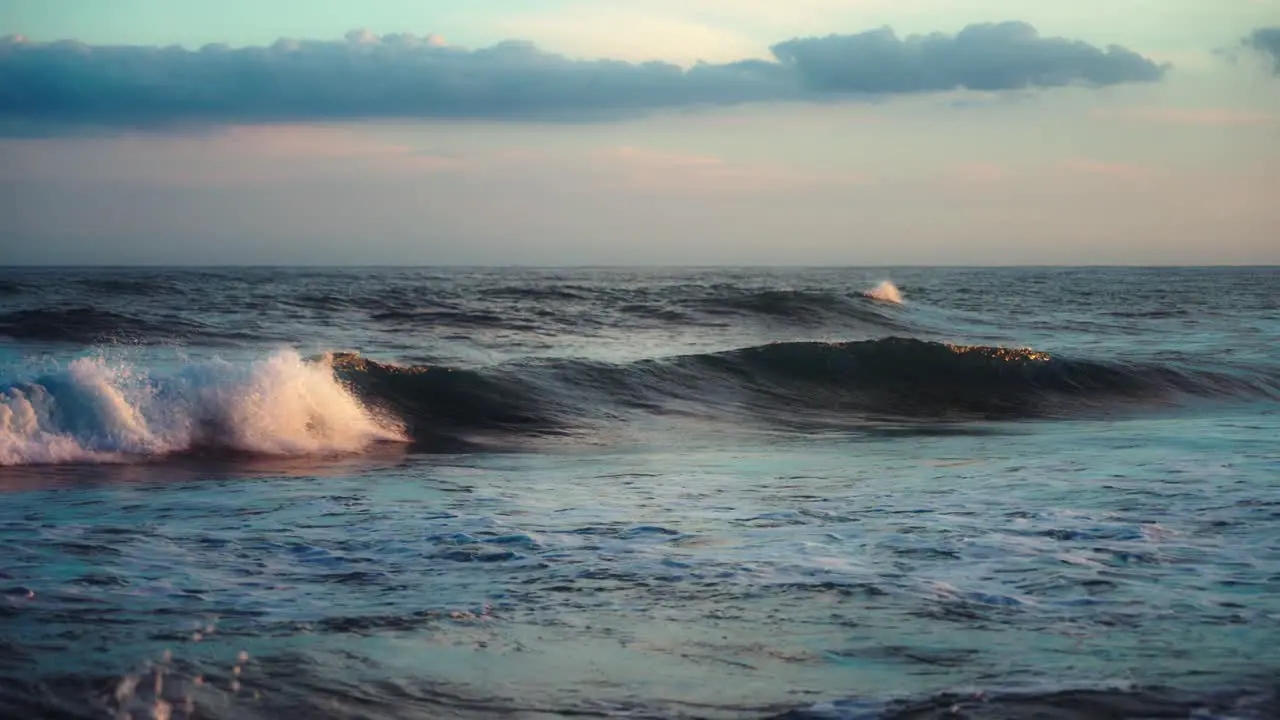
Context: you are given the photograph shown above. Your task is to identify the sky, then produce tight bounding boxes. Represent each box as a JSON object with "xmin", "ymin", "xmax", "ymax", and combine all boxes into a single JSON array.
[{"xmin": 1, "ymin": 1, "xmax": 1278, "ymax": 265}]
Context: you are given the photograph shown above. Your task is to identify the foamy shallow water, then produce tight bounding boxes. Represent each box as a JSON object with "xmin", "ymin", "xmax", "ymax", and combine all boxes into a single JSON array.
[
  {"xmin": 3, "ymin": 417, "xmax": 1279, "ymax": 717},
  {"xmin": 2, "ymin": 267, "xmax": 1279, "ymax": 717}
]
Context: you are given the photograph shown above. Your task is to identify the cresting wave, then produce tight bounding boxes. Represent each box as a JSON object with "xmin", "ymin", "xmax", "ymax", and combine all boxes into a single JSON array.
[
  {"xmin": 5, "ymin": 339, "xmax": 1277, "ymax": 465},
  {"xmin": 334, "ymin": 338, "xmax": 1278, "ymax": 445},
  {"xmin": 692, "ymin": 286, "xmax": 905, "ymax": 325},
  {"xmin": 0, "ymin": 351, "xmax": 404, "ymax": 466},
  {"xmin": 863, "ymin": 280, "xmax": 903, "ymax": 304}
]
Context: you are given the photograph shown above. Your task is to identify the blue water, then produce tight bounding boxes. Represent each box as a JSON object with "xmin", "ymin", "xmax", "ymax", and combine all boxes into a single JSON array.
[{"xmin": 1, "ymin": 267, "xmax": 1278, "ymax": 718}]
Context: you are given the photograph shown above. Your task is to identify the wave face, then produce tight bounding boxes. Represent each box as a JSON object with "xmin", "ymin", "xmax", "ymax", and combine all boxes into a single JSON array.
[
  {"xmin": 0, "ymin": 351, "xmax": 403, "ymax": 465},
  {"xmin": 0, "ymin": 270, "xmax": 911, "ymax": 346},
  {"xmin": 3, "ymin": 267, "xmax": 1279, "ymax": 463},
  {"xmin": 328, "ymin": 338, "xmax": 1278, "ymax": 450},
  {"xmin": 5, "ymin": 336, "xmax": 1277, "ymax": 464},
  {"xmin": 677, "ymin": 338, "xmax": 1272, "ymax": 414},
  {"xmin": 778, "ymin": 684, "xmax": 1280, "ymax": 720}
]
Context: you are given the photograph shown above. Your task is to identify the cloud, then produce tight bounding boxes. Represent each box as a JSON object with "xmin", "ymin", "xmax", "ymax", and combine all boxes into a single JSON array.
[
  {"xmin": 771, "ymin": 22, "xmax": 1165, "ymax": 92},
  {"xmin": 0, "ymin": 24, "xmax": 1166, "ymax": 134},
  {"xmin": 1243, "ymin": 27, "xmax": 1280, "ymax": 72}
]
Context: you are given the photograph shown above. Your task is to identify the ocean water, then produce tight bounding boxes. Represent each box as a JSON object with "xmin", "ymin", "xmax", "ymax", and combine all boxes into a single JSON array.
[{"xmin": 1, "ymin": 266, "xmax": 1278, "ymax": 719}]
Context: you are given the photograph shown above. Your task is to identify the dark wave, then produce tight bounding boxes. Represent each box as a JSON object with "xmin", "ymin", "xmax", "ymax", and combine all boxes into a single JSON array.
[
  {"xmin": 0, "ymin": 307, "xmax": 207, "ymax": 343},
  {"xmin": 0, "ymin": 282, "xmax": 905, "ymax": 345},
  {"xmin": 3, "ymin": 664, "xmax": 1275, "ymax": 720},
  {"xmin": 617, "ymin": 302, "xmax": 694, "ymax": 323},
  {"xmin": 693, "ymin": 289, "xmax": 904, "ymax": 328},
  {"xmin": 328, "ymin": 339, "xmax": 1280, "ymax": 449},
  {"xmin": 483, "ymin": 285, "xmax": 595, "ymax": 301},
  {"xmin": 369, "ymin": 308, "xmax": 526, "ymax": 329},
  {"xmin": 677, "ymin": 337, "xmax": 1270, "ymax": 415},
  {"xmin": 1103, "ymin": 308, "xmax": 1191, "ymax": 319},
  {"xmin": 329, "ymin": 353, "xmax": 565, "ymax": 451},
  {"xmin": 6, "ymin": 338, "xmax": 1270, "ymax": 464},
  {"xmin": 72, "ymin": 276, "xmax": 184, "ymax": 298},
  {"xmin": 774, "ymin": 683, "xmax": 1280, "ymax": 720}
]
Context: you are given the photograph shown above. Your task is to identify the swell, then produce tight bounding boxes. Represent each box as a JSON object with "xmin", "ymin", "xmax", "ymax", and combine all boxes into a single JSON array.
[
  {"xmin": 6, "ymin": 339, "xmax": 1276, "ymax": 465},
  {"xmin": 333, "ymin": 338, "xmax": 1280, "ymax": 447},
  {"xmin": 3, "ymin": 665, "xmax": 1275, "ymax": 720},
  {"xmin": 0, "ymin": 308, "xmax": 207, "ymax": 344},
  {"xmin": 3, "ymin": 285, "xmax": 907, "ymax": 343},
  {"xmin": 774, "ymin": 683, "xmax": 1280, "ymax": 720},
  {"xmin": 328, "ymin": 352, "xmax": 563, "ymax": 452},
  {"xmin": 677, "ymin": 338, "xmax": 1270, "ymax": 415},
  {"xmin": 691, "ymin": 288, "xmax": 905, "ymax": 329}
]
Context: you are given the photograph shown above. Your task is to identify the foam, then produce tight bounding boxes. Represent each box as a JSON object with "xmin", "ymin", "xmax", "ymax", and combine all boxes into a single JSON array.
[
  {"xmin": 862, "ymin": 280, "xmax": 903, "ymax": 304},
  {"xmin": 0, "ymin": 350, "xmax": 405, "ymax": 466}
]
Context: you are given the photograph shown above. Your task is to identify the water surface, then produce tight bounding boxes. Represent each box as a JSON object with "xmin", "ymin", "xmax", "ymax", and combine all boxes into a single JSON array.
[{"xmin": 1, "ymin": 267, "xmax": 1278, "ymax": 718}]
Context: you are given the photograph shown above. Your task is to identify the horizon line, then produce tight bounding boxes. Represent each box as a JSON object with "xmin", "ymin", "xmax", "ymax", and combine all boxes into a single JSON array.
[{"xmin": 4, "ymin": 263, "xmax": 1279, "ymax": 270}]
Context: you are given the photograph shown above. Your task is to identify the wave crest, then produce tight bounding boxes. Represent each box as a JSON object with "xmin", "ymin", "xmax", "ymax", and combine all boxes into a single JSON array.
[
  {"xmin": 862, "ymin": 280, "xmax": 903, "ymax": 304},
  {"xmin": 0, "ymin": 351, "xmax": 404, "ymax": 466},
  {"xmin": 5, "ymin": 339, "xmax": 1275, "ymax": 465},
  {"xmin": 335, "ymin": 338, "xmax": 1276, "ymax": 442}
]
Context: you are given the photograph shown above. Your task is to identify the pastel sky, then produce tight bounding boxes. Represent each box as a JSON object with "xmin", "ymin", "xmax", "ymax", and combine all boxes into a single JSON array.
[{"xmin": 1, "ymin": 0, "xmax": 1278, "ymax": 265}]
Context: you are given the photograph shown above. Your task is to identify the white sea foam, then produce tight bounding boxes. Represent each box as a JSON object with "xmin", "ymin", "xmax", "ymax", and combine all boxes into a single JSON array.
[
  {"xmin": 862, "ymin": 280, "xmax": 903, "ymax": 304},
  {"xmin": 0, "ymin": 350, "xmax": 405, "ymax": 466}
]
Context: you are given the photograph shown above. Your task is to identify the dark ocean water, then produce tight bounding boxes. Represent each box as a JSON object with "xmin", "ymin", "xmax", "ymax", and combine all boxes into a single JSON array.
[{"xmin": 1, "ymin": 267, "xmax": 1279, "ymax": 719}]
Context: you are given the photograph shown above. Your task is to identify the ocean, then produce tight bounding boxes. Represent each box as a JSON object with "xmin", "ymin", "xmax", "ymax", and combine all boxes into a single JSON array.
[{"xmin": 1, "ymin": 266, "xmax": 1278, "ymax": 719}]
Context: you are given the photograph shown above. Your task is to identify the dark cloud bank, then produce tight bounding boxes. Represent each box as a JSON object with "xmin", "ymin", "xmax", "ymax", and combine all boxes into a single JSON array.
[
  {"xmin": 0, "ymin": 22, "xmax": 1165, "ymax": 133},
  {"xmin": 1244, "ymin": 27, "xmax": 1280, "ymax": 72}
]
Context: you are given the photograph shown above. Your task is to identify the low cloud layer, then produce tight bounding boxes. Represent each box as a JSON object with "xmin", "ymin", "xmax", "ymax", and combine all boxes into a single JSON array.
[
  {"xmin": 1244, "ymin": 27, "xmax": 1280, "ymax": 73},
  {"xmin": 0, "ymin": 22, "xmax": 1165, "ymax": 133}
]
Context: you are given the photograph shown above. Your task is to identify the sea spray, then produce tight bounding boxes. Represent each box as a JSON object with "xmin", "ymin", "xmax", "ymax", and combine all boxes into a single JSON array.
[
  {"xmin": 0, "ymin": 350, "xmax": 404, "ymax": 465},
  {"xmin": 863, "ymin": 280, "xmax": 903, "ymax": 304}
]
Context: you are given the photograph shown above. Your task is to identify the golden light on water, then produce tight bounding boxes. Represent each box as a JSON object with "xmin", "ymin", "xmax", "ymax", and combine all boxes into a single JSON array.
[{"xmin": 945, "ymin": 344, "xmax": 1053, "ymax": 362}]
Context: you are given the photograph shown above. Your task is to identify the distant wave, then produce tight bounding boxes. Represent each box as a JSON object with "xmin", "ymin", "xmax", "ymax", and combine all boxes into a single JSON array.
[
  {"xmin": 778, "ymin": 682, "xmax": 1279, "ymax": 720},
  {"xmin": 0, "ymin": 308, "xmax": 206, "ymax": 344},
  {"xmin": 5, "ymin": 339, "xmax": 1276, "ymax": 465},
  {"xmin": 862, "ymin": 280, "xmax": 903, "ymax": 304},
  {"xmin": 0, "ymin": 351, "xmax": 404, "ymax": 466},
  {"xmin": 369, "ymin": 307, "xmax": 534, "ymax": 330},
  {"xmin": 2, "ymin": 286, "xmax": 906, "ymax": 346},
  {"xmin": 692, "ymin": 289, "xmax": 904, "ymax": 328},
  {"xmin": 72, "ymin": 276, "xmax": 184, "ymax": 298}
]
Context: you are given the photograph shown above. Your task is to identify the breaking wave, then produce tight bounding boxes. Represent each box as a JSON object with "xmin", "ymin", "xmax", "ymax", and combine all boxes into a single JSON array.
[
  {"xmin": 5, "ymin": 339, "xmax": 1277, "ymax": 465},
  {"xmin": 0, "ymin": 351, "xmax": 404, "ymax": 466},
  {"xmin": 863, "ymin": 280, "xmax": 903, "ymax": 304}
]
